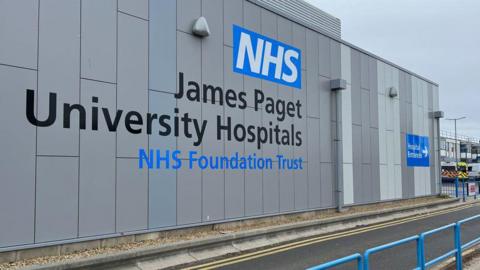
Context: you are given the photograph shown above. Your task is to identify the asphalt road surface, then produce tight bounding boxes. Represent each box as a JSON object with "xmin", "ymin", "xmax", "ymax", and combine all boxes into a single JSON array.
[{"xmin": 187, "ymin": 204, "xmax": 480, "ymax": 270}]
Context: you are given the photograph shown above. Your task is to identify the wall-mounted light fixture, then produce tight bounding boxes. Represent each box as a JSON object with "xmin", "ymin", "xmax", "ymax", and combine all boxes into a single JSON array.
[
  {"xmin": 192, "ymin": 17, "xmax": 210, "ymax": 37},
  {"xmin": 388, "ymin": 87, "xmax": 398, "ymax": 98}
]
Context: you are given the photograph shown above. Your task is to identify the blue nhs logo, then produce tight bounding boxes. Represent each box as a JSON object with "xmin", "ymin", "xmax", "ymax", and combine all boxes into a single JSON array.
[{"xmin": 233, "ymin": 25, "xmax": 302, "ymax": 89}]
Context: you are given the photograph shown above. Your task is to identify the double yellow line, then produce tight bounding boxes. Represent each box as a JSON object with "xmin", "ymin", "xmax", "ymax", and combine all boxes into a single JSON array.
[{"xmin": 184, "ymin": 204, "xmax": 475, "ymax": 270}]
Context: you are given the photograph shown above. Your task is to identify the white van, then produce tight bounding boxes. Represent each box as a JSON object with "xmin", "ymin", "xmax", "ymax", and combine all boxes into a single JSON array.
[{"xmin": 468, "ymin": 163, "xmax": 480, "ymax": 179}]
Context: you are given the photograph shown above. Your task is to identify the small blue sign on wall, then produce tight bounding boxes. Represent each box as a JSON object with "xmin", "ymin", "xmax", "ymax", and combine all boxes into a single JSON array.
[{"xmin": 406, "ymin": 134, "xmax": 430, "ymax": 167}]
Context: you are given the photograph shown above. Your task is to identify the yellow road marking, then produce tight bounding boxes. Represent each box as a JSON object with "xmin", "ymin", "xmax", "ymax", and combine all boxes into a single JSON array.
[{"xmin": 184, "ymin": 204, "xmax": 476, "ymax": 270}]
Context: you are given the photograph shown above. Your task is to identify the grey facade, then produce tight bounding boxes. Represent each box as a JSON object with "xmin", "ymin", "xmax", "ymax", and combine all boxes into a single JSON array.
[{"xmin": 0, "ymin": 0, "xmax": 439, "ymax": 251}]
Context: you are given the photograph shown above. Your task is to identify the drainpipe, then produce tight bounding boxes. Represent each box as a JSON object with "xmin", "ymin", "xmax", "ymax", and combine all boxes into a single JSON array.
[
  {"xmin": 331, "ymin": 79, "xmax": 347, "ymax": 212},
  {"xmin": 432, "ymin": 111, "xmax": 444, "ymax": 194}
]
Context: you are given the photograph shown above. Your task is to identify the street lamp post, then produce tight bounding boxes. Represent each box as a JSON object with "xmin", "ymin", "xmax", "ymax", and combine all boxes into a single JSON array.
[{"xmin": 446, "ymin": 117, "xmax": 466, "ymax": 201}]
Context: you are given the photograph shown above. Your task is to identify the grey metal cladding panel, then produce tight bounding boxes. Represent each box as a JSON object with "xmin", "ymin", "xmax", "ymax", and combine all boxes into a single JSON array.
[
  {"xmin": 350, "ymin": 50, "xmax": 361, "ymax": 87},
  {"xmin": 361, "ymin": 164, "xmax": 372, "ymax": 202},
  {"xmin": 351, "ymin": 50, "xmax": 361, "ymax": 126},
  {"xmin": 148, "ymin": 91, "xmax": 177, "ymax": 228},
  {"xmin": 279, "ymin": 169, "xmax": 294, "ymax": 212},
  {"xmin": 292, "ymin": 23, "xmax": 306, "ymax": 71},
  {"xmin": 224, "ymin": 0, "xmax": 243, "ymax": 47},
  {"xmin": 81, "ymin": 0, "xmax": 116, "ymax": 83},
  {"xmin": 399, "ymin": 71, "xmax": 407, "ymax": 133},
  {"xmin": 247, "ymin": 0, "xmax": 341, "ymax": 39},
  {"xmin": 319, "ymin": 76, "xmax": 332, "ymax": 163},
  {"xmin": 224, "ymin": 107, "xmax": 246, "ymax": 218},
  {"xmin": 149, "ymin": 168, "xmax": 176, "ymax": 228},
  {"xmin": 149, "ymin": 92, "xmax": 176, "ymax": 150},
  {"xmin": 226, "ymin": 172, "xmax": 245, "ymax": 220},
  {"xmin": 370, "ymin": 128, "xmax": 381, "ymax": 201},
  {"xmin": 225, "ymin": 169, "xmax": 245, "ymax": 219},
  {"xmin": 400, "ymin": 130, "xmax": 410, "ymax": 198},
  {"xmin": 149, "ymin": 0, "xmax": 176, "ymax": 93},
  {"xmin": 36, "ymin": 157, "xmax": 78, "ymax": 243},
  {"xmin": 262, "ymin": 83, "xmax": 279, "ymax": 157},
  {"xmin": 277, "ymin": 16, "xmax": 292, "ymax": 44},
  {"xmin": 306, "ymin": 30, "xmax": 320, "ymax": 118},
  {"xmin": 320, "ymin": 163, "xmax": 334, "ymax": 207},
  {"xmin": 118, "ymin": 0, "xmax": 148, "ymax": 20},
  {"xmin": 263, "ymin": 166, "xmax": 280, "ymax": 214},
  {"xmin": 116, "ymin": 14, "xmax": 148, "ymax": 106},
  {"xmin": 307, "ymin": 117, "xmax": 321, "ymax": 208},
  {"xmin": 352, "ymin": 124, "xmax": 362, "ymax": 203},
  {"xmin": 224, "ymin": 46, "xmax": 244, "ymax": 98},
  {"xmin": 0, "ymin": 0, "xmax": 38, "ymax": 69},
  {"xmin": 224, "ymin": 107, "xmax": 245, "ymax": 219},
  {"xmin": 203, "ymin": 170, "xmax": 225, "ymax": 221},
  {"xmin": 202, "ymin": 0, "xmax": 223, "ymax": 91},
  {"xmin": 351, "ymin": 85, "xmax": 361, "ymax": 126},
  {"xmin": 294, "ymin": 165, "xmax": 308, "ymax": 210},
  {"xmin": 407, "ymin": 103, "xmax": 413, "ymax": 134},
  {"xmin": 244, "ymin": 1, "xmax": 261, "ymax": 32},
  {"xmin": 79, "ymin": 80, "xmax": 116, "ymax": 237},
  {"xmin": 427, "ymin": 84, "xmax": 433, "ymax": 111},
  {"xmin": 177, "ymin": 32, "xmax": 201, "ymax": 159},
  {"xmin": 405, "ymin": 73, "xmax": 413, "ymax": 104},
  {"xmin": 261, "ymin": 7, "xmax": 277, "ymax": 38},
  {"xmin": 318, "ymin": 34, "xmax": 331, "ymax": 78},
  {"xmin": 0, "ymin": 67, "xmax": 36, "ymax": 247},
  {"xmin": 202, "ymin": 103, "xmax": 225, "ymax": 221},
  {"xmin": 177, "ymin": 161, "xmax": 202, "ymax": 224},
  {"xmin": 117, "ymin": 13, "xmax": 148, "ymax": 157},
  {"xmin": 244, "ymin": 172, "xmax": 263, "ymax": 215},
  {"xmin": 177, "ymin": 0, "xmax": 200, "ymax": 33},
  {"xmin": 294, "ymin": 74, "xmax": 307, "ymax": 160},
  {"xmin": 361, "ymin": 91, "xmax": 371, "ymax": 164},
  {"xmin": 37, "ymin": 0, "xmax": 80, "ymax": 156},
  {"xmin": 360, "ymin": 53, "xmax": 370, "ymax": 90},
  {"xmin": 369, "ymin": 59, "xmax": 379, "ymax": 129},
  {"xmin": 329, "ymin": 39, "xmax": 341, "ymax": 80},
  {"xmin": 116, "ymin": 158, "xmax": 148, "ymax": 232}
]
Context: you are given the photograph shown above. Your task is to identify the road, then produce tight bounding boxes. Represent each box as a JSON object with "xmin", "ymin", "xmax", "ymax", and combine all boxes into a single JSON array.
[{"xmin": 185, "ymin": 204, "xmax": 480, "ymax": 270}]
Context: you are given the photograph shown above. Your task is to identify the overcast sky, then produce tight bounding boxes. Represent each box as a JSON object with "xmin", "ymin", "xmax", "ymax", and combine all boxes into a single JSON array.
[{"xmin": 305, "ymin": 0, "xmax": 480, "ymax": 138}]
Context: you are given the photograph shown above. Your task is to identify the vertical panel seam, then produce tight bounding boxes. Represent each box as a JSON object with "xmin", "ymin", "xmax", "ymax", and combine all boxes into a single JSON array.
[
  {"xmin": 33, "ymin": 0, "xmax": 41, "ymax": 244},
  {"xmin": 77, "ymin": 0, "xmax": 82, "ymax": 238}
]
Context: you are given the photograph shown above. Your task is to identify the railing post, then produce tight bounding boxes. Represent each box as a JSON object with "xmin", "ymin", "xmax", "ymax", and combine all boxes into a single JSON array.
[
  {"xmin": 455, "ymin": 177, "xmax": 459, "ymax": 198},
  {"xmin": 363, "ymin": 251, "xmax": 370, "ymax": 270},
  {"xmin": 357, "ymin": 255, "xmax": 363, "ymax": 270},
  {"xmin": 455, "ymin": 223, "xmax": 463, "ymax": 270},
  {"xmin": 418, "ymin": 236, "xmax": 425, "ymax": 270},
  {"xmin": 462, "ymin": 180, "xmax": 466, "ymax": 202}
]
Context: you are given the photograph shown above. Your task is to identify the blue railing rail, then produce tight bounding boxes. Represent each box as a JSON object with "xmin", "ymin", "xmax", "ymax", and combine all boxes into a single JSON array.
[
  {"xmin": 306, "ymin": 214, "xmax": 480, "ymax": 270},
  {"xmin": 306, "ymin": 253, "xmax": 362, "ymax": 270},
  {"xmin": 458, "ymin": 214, "xmax": 480, "ymax": 250},
  {"xmin": 418, "ymin": 223, "xmax": 459, "ymax": 270},
  {"xmin": 363, "ymin": 235, "xmax": 421, "ymax": 269}
]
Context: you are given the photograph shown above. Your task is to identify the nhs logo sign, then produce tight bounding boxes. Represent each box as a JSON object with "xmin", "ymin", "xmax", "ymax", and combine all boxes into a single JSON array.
[{"xmin": 233, "ymin": 25, "xmax": 302, "ymax": 89}]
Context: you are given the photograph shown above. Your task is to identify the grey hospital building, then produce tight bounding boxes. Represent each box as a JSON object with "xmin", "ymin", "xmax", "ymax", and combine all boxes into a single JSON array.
[{"xmin": 0, "ymin": 0, "xmax": 441, "ymax": 251}]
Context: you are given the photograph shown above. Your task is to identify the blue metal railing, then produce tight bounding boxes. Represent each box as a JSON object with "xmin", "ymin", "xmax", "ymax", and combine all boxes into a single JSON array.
[
  {"xmin": 418, "ymin": 223, "xmax": 459, "ymax": 269},
  {"xmin": 307, "ymin": 214, "xmax": 480, "ymax": 270},
  {"xmin": 306, "ymin": 253, "xmax": 362, "ymax": 270},
  {"xmin": 364, "ymin": 235, "xmax": 421, "ymax": 269}
]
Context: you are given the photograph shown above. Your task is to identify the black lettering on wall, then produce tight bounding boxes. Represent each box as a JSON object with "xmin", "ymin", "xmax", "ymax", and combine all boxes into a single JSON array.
[{"xmin": 25, "ymin": 89, "xmax": 57, "ymax": 127}]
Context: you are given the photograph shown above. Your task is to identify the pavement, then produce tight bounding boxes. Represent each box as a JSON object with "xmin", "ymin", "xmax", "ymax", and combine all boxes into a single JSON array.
[{"xmin": 184, "ymin": 204, "xmax": 480, "ymax": 270}]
